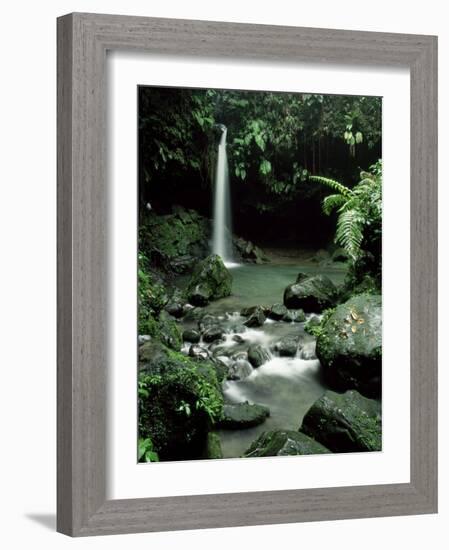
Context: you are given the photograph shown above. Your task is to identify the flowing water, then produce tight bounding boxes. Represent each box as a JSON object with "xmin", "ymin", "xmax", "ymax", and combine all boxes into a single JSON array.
[
  {"xmin": 212, "ymin": 126, "xmax": 235, "ymax": 265},
  {"xmin": 180, "ymin": 261, "xmax": 347, "ymax": 459}
]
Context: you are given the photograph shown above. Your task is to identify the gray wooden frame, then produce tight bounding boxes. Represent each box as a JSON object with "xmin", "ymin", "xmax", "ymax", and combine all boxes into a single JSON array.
[{"xmin": 57, "ymin": 12, "xmax": 438, "ymax": 537}]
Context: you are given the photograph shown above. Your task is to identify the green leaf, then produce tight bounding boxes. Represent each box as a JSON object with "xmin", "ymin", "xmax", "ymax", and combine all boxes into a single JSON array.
[
  {"xmin": 145, "ymin": 451, "xmax": 159, "ymax": 462},
  {"xmin": 255, "ymin": 134, "xmax": 266, "ymax": 152},
  {"xmin": 259, "ymin": 159, "xmax": 272, "ymax": 175},
  {"xmin": 138, "ymin": 438, "xmax": 153, "ymax": 460},
  {"xmin": 323, "ymin": 193, "xmax": 346, "ymax": 215}
]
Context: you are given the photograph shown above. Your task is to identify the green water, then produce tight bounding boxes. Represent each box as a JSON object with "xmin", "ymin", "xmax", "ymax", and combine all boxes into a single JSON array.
[
  {"xmin": 205, "ymin": 261, "xmax": 346, "ymax": 314},
  {"xmin": 181, "ymin": 261, "xmax": 347, "ymax": 459}
]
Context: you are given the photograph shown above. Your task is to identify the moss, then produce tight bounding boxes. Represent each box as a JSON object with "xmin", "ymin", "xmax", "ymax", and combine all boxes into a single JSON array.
[
  {"xmin": 139, "ymin": 311, "xmax": 182, "ymax": 351},
  {"xmin": 304, "ymin": 307, "xmax": 335, "ymax": 337},
  {"xmin": 243, "ymin": 430, "xmax": 330, "ymax": 457},
  {"xmin": 186, "ymin": 254, "xmax": 232, "ymax": 303},
  {"xmin": 138, "ymin": 352, "xmax": 224, "ymax": 460},
  {"xmin": 217, "ymin": 403, "xmax": 270, "ymax": 429},
  {"xmin": 139, "ymin": 208, "xmax": 211, "ymax": 274},
  {"xmin": 301, "ymin": 390, "xmax": 381, "ymax": 452},
  {"xmin": 315, "ymin": 294, "xmax": 382, "ymax": 397}
]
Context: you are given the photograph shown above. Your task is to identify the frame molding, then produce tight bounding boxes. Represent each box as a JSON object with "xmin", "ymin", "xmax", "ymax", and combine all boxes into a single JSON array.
[{"xmin": 57, "ymin": 12, "xmax": 438, "ymax": 536}]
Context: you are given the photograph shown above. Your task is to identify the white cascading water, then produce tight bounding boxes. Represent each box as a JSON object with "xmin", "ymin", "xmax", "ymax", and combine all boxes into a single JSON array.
[{"xmin": 212, "ymin": 126, "xmax": 235, "ymax": 266}]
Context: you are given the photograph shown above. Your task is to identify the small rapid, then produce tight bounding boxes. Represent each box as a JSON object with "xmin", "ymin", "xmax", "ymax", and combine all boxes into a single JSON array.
[{"xmin": 178, "ymin": 262, "xmax": 346, "ymax": 458}]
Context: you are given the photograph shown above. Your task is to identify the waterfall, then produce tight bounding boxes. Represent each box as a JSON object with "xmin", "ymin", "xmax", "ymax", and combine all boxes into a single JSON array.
[{"xmin": 212, "ymin": 125, "xmax": 235, "ymax": 266}]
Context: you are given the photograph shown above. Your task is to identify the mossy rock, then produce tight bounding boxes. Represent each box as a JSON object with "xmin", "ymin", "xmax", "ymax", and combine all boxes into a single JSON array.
[
  {"xmin": 273, "ymin": 336, "xmax": 299, "ymax": 357},
  {"xmin": 316, "ymin": 293, "xmax": 382, "ymax": 397},
  {"xmin": 268, "ymin": 303, "xmax": 288, "ymax": 320},
  {"xmin": 217, "ymin": 403, "xmax": 270, "ymax": 429},
  {"xmin": 248, "ymin": 344, "xmax": 271, "ymax": 368},
  {"xmin": 243, "ymin": 430, "xmax": 330, "ymax": 457},
  {"xmin": 283, "ymin": 274, "xmax": 337, "ymax": 312},
  {"xmin": 140, "ymin": 208, "xmax": 211, "ymax": 274},
  {"xmin": 182, "ymin": 329, "xmax": 201, "ymax": 343},
  {"xmin": 138, "ymin": 266, "xmax": 170, "ymax": 333},
  {"xmin": 138, "ymin": 351, "xmax": 223, "ymax": 461},
  {"xmin": 300, "ymin": 390, "xmax": 382, "ymax": 453},
  {"xmin": 241, "ymin": 305, "xmax": 268, "ymax": 317},
  {"xmin": 138, "ymin": 311, "xmax": 182, "ymax": 351},
  {"xmin": 244, "ymin": 307, "xmax": 266, "ymax": 327},
  {"xmin": 186, "ymin": 254, "xmax": 232, "ymax": 305},
  {"xmin": 139, "ymin": 340, "xmax": 170, "ymax": 370},
  {"xmin": 158, "ymin": 312, "xmax": 182, "ymax": 351}
]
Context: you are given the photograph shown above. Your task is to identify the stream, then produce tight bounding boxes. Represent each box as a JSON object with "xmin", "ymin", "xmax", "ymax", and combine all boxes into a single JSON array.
[{"xmin": 180, "ymin": 261, "xmax": 346, "ymax": 458}]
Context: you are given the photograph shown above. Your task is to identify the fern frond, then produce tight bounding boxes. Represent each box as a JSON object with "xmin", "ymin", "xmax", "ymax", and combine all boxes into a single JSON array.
[
  {"xmin": 308, "ymin": 175, "xmax": 353, "ymax": 198},
  {"xmin": 322, "ymin": 193, "xmax": 347, "ymax": 215},
  {"xmin": 335, "ymin": 209, "xmax": 363, "ymax": 260},
  {"xmin": 359, "ymin": 171, "xmax": 375, "ymax": 182}
]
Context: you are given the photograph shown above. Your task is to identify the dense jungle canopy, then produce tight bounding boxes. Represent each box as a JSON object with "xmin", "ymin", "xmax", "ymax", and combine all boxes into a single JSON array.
[{"xmin": 139, "ymin": 86, "xmax": 381, "ymax": 247}]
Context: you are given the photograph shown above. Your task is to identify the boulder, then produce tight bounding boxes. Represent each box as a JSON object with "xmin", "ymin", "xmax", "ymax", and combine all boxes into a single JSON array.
[
  {"xmin": 182, "ymin": 329, "xmax": 201, "ymax": 344},
  {"xmin": 244, "ymin": 307, "xmax": 266, "ymax": 327},
  {"xmin": 182, "ymin": 307, "xmax": 204, "ymax": 323},
  {"xmin": 227, "ymin": 359, "xmax": 253, "ymax": 381},
  {"xmin": 234, "ymin": 237, "xmax": 269, "ymax": 264},
  {"xmin": 241, "ymin": 305, "xmax": 268, "ymax": 317},
  {"xmin": 300, "ymin": 390, "xmax": 382, "ymax": 453},
  {"xmin": 139, "ymin": 207, "xmax": 211, "ymax": 274},
  {"xmin": 138, "ymin": 352, "xmax": 223, "ymax": 461},
  {"xmin": 186, "ymin": 254, "xmax": 232, "ymax": 305},
  {"xmin": 203, "ymin": 325, "xmax": 225, "ymax": 343},
  {"xmin": 188, "ymin": 285, "xmax": 210, "ymax": 307},
  {"xmin": 273, "ymin": 336, "xmax": 299, "ymax": 357},
  {"xmin": 283, "ymin": 274, "xmax": 337, "ymax": 312},
  {"xmin": 248, "ymin": 344, "xmax": 271, "ymax": 367},
  {"xmin": 316, "ymin": 294, "xmax": 382, "ymax": 397},
  {"xmin": 217, "ymin": 403, "xmax": 270, "ymax": 429},
  {"xmin": 243, "ymin": 430, "xmax": 330, "ymax": 458},
  {"xmin": 268, "ymin": 303, "xmax": 288, "ymax": 320},
  {"xmin": 165, "ymin": 291, "xmax": 186, "ymax": 319},
  {"xmin": 138, "ymin": 340, "xmax": 170, "ymax": 371},
  {"xmin": 157, "ymin": 311, "xmax": 182, "ymax": 350}
]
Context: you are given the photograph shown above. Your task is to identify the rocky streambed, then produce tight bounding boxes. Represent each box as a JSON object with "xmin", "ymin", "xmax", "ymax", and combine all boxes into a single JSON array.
[
  {"xmin": 180, "ymin": 306, "xmax": 326, "ymax": 458},
  {"xmin": 138, "ymin": 252, "xmax": 382, "ymax": 462}
]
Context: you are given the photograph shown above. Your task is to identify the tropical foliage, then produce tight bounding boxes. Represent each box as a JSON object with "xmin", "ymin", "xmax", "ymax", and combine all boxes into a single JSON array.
[
  {"xmin": 309, "ymin": 160, "xmax": 382, "ymax": 261},
  {"xmin": 139, "ymin": 87, "xmax": 381, "ymax": 218}
]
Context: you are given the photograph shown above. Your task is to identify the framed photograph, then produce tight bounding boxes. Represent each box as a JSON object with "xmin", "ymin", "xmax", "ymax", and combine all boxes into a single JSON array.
[{"xmin": 57, "ymin": 13, "xmax": 437, "ymax": 536}]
